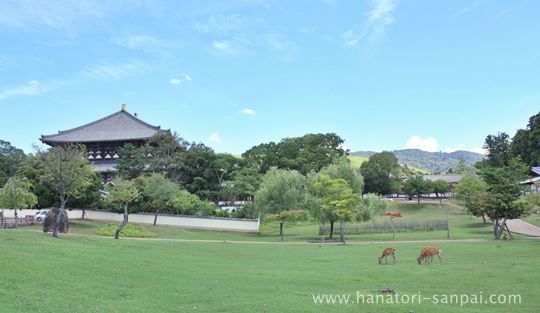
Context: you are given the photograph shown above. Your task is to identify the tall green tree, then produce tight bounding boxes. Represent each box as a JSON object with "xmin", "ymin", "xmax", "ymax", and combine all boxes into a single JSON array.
[
  {"xmin": 243, "ymin": 133, "xmax": 346, "ymax": 175},
  {"xmin": 479, "ymin": 132, "xmax": 512, "ymax": 168},
  {"xmin": 145, "ymin": 132, "xmax": 188, "ymax": 182},
  {"xmin": 0, "ymin": 176, "xmax": 38, "ymax": 228},
  {"xmin": 511, "ymin": 111, "xmax": 540, "ymax": 167},
  {"xmin": 0, "ymin": 140, "xmax": 26, "ymax": 186},
  {"xmin": 360, "ymin": 152, "xmax": 400, "ymax": 195},
  {"xmin": 255, "ymin": 168, "xmax": 306, "ymax": 212},
  {"xmin": 310, "ymin": 174, "xmax": 361, "ymax": 240},
  {"xmin": 482, "ymin": 167, "xmax": 530, "ymax": 239},
  {"xmin": 116, "ymin": 143, "xmax": 145, "ymax": 179},
  {"xmin": 106, "ymin": 178, "xmax": 140, "ymax": 239},
  {"xmin": 454, "ymin": 175, "xmax": 488, "ymax": 223},
  {"xmin": 321, "ymin": 157, "xmax": 364, "ymax": 194},
  {"xmin": 144, "ymin": 173, "xmax": 182, "ymax": 225},
  {"xmin": 41, "ymin": 145, "xmax": 94, "ymax": 237}
]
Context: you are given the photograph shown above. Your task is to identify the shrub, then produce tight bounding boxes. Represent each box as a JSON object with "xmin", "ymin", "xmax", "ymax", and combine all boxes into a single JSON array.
[{"xmin": 95, "ymin": 224, "xmax": 158, "ymax": 238}]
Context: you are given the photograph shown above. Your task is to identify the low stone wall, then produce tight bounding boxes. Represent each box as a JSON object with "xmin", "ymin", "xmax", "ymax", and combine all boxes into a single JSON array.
[{"xmin": 1, "ymin": 209, "xmax": 260, "ymax": 233}]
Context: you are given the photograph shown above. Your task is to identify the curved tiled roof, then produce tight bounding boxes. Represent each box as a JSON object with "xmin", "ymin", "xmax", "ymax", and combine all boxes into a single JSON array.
[{"xmin": 41, "ymin": 110, "xmax": 164, "ymax": 144}]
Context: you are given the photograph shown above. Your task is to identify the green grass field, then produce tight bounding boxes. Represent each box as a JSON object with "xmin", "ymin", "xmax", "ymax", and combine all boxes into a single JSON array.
[
  {"xmin": 1, "ymin": 230, "xmax": 539, "ymax": 312},
  {"xmin": 3, "ymin": 201, "xmax": 540, "ymax": 312}
]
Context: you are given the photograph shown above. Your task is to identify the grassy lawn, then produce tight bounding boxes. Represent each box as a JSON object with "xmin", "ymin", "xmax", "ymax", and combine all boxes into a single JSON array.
[{"xmin": 1, "ymin": 230, "xmax": 539, "ymax": 313}]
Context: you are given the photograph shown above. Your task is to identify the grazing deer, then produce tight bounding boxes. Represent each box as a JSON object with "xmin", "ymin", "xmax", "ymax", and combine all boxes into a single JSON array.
[
  {"xmin": 378, "ymin": 248, "xmax": 397, "ymax": 264},
  {"xmin": 417, "ymin": 247, "xmax": 442, "ymax": 265}
]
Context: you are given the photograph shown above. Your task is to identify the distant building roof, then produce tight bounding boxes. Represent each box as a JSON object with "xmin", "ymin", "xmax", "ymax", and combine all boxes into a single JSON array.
[
  {"xmin": 41, "ymin": 109, "xmax": 165, "ymax": 144},
  {"xmin": 424, "ymin": 174, "xmax": 467, "ymax": 184},
  {"xmin": 531, "ymin": 167, "xmax": 540, "ymax": 176}
]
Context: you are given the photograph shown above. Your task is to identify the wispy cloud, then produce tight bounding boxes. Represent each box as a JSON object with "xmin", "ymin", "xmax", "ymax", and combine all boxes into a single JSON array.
[
  {"xmin": 0, "ymin": 0, "xmax": 104, "ymax": 33},
  {"xmin": 170, "ymin": 78, "xmax": 181, "ymax": 85},
  {"xmin": 0, "ymin": 80, "xmax": 45, "ymax": 100},
  {"xmin": 212, "ymin": 39, "xmax": 248, "ymax": 55},
  {"xmin": 193, "ymin": 15, "xmax": 243, "ymax": 36},
  {"xmin": 117, "ymin": 35, "xmax": 161, "ymax": 49},
  {"xmin": 455, "ymin": 0, "xmax": 485, "ymax": 17},
  {"xmin": 342, "ymin": 0, "xmax": 397, "ymax": 46},
  {"xmin": 185, "ymin": 74, "xmax": 192, "ymax": 82},
  {"xmin": 493, "ymin": 1, "xmax": 527, "ymax": 18},
  {"xmin": 82, "ymin": 62, "xmax": 149, "ymax": 80},
  {"xmin": 241, "ymin": 108, "xmax": 256, "ymax": 115},
  {"xmin": 208, "ymin": 132, "xmax": 222, "ymax": 143}
]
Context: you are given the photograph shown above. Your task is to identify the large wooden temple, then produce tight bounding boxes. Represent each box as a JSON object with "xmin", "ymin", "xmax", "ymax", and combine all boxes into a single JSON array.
[{"xmin": 40, "ymin": 104, "xmax": 167, "ymax": 176}]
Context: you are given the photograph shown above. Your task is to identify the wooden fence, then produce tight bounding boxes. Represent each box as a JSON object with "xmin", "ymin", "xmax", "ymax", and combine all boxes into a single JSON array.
[{"xmin": 319, "ymin": 220, "xmax": 448, "ymax": 235}]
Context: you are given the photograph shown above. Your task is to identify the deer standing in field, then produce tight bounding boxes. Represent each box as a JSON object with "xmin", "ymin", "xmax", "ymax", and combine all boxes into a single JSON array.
[
  {"xmin": 417, "ymin": 247, "xmax": 443, "ymax": 265},
  {"xmin": 378, "ymin": 248, "xmax": 397, "ymax": 264}
]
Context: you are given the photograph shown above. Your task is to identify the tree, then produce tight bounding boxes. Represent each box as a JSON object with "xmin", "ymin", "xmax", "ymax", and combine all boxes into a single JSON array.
[
  {"xmin": 255, "ymin": 168, "xmax": 307, "ymax": 214},
  {"xmin": 116, "ymin": 144, "xmax": 145, "ymax": 179},
  {"xmin": 360, "ymin": 152, "xmax": 400, "ymax": 195},
  {"xmin": 266, "ymin": 210, "xmax": 305, "ymax": 241},
  {"xmin": 0, "ymin": 176, "xmax": 37, "ymax": 228},
  {"xmin": 431, "ymin": 180, "xmax": 449, "ymax": 198},
  {"xmin": 482, "ymin": 167, "xmax": 529, "ymax": 239},
  {"xmin": 41, "ymin": 145, "xmax": 94, "ymax": 237},
  {"xmin": 402, "ymin": 176, "xmax": 432, "ymax": 204},
  {"xmin": 511, "ymin": 111, "xmax": 540, "ymax": 167},
  {"xmin": 0, "ymin": 140, "xmax": 26, "ymax": 186},
  {"xmin": 144, "ymin": 173, "xmax": 182, "ymax": 225},
  {"xmin": 106, "ymin": 179, "xmax": 140, "ymax": 239},
  {"xmin": 68, "ymin": 172, "xmax": 102, "ymax": 219},
  {"xmin": 454, "ymin": 175, "xmax": 488, "ymax": 222},
  {"xmin": 320, "ymin": 157, "xmax": 364, "ymax": 194},
  {"xmin": 310, "ymin": 174, "xmax": 360, "ymax": 241},
  {"xmin": 243, "ymin": 133, "xmax": 346, "ymax": 175},
  {"xmin": 479, "ymin": 133, "xmax": 512, "ymax": 168},
  {"xmin": 17, "ymin": 153, "xmax": 57, "ymax": 208},
  {"xmin": 145, "ymin": 132, "xmax": 188, "ymax": 182},
  {"xmin": 359, "ymin": 193, "xmax": 387, "ymax": 222}
]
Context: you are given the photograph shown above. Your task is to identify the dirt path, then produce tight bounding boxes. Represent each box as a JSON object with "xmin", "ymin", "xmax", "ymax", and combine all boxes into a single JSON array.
[{"xmin": 507, "ymin": 219, "xmax": 540, "ymax": 237}]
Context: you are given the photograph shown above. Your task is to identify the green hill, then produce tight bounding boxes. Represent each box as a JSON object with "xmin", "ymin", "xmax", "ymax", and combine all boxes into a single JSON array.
[{"xmin": 352, "ymin": 149, "xmax": 485, "ymax": 173}]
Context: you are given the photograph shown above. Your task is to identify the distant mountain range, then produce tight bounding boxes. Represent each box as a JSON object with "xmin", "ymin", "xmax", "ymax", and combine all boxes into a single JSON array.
[{"xmin": 351, "ymin": 149, "xmax": 486, "ymax": 173}]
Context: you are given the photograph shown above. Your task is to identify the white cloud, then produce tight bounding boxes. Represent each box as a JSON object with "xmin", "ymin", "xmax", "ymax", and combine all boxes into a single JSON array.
[
  {"xmin": 208, "ymin": 132, "xmax": 222, "ymax": 143},
  {"xmin": 82, "ymin": 62, "xmax": 148, "ymax": 80},
  {"xmin": 493, "ymin": 1, "xmax": 527, "ymax": 19},
  {"xmin": 0, "ymin": 80, "xmax": 45, "ymax": 100},
  {"xmin": 405, "ymin": 136, "xmax": 439, "ymax": 152},
  {"xmin": 170, "ymin": 78, "xmax": 181, "ymax": 85},
  {"xmin": 213, "ymin": 40, "xmax": 231, "ymax": 51},
  {"xmin": 185, "ymin": 74, "xmax": 192, "ymax": 82},
  {"xmin": 342, "ymin": 30, "xmax": 363, "ymax": 46},
  {"xmin": 455, "ymin": 0, "xmax": 485, "ymax": 17},
  {"xmin": 117, "ymin": 35, "xmax": 160, "ymax": 49},
  {"xmin": 241, "ymin": 108, "xmax": 256, "ymax": 115},
  {"xmin": 192, "ymin": 15, "xmax": 243, "ymax": 36},
  {"xmin": 343, "ymin": 0, "xmax": 397, "ymax": 46}
]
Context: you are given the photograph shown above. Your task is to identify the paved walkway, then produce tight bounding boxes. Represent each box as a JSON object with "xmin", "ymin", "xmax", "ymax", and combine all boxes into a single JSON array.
[{"xmin": 507, "ymin": 219, "xmax": 540, "ymax": 237}]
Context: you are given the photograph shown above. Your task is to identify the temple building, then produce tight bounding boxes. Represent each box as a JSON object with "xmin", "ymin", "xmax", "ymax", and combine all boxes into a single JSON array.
[{"xmin": 40, "ymin": 104, "xmax": 167, "ymax": 177}]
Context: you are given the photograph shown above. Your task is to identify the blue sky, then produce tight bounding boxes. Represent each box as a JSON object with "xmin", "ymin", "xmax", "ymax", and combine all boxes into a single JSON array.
[{"xmin": 0, "ymin": 0, "xmax": 538, "ymax": 155}]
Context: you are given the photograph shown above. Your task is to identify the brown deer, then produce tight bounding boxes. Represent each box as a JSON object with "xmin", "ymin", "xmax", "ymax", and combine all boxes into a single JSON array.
[
  {"xmin": 417, "ymin": 247, "xmax": 442, "ymax": 265},
  {"xmin": 378, "ymin": 248, "xmax": 397, "ymax": 264},
  {"xmin": 383, "ymin": 212, "xmax": 402, "ymax": 218}
]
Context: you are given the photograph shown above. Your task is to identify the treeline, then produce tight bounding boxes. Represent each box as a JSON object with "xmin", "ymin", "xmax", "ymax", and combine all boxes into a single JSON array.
[
  {"xmin": 0, "ymin": 133, "xmax": 351, "ymax": 221},
  {"xmin": 359, "ymin": 151, "xmax": 450, "ymax": 202},
  {"xmin": 453, "ymin": 111, "xmax": 540, "ymax": 239}
]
